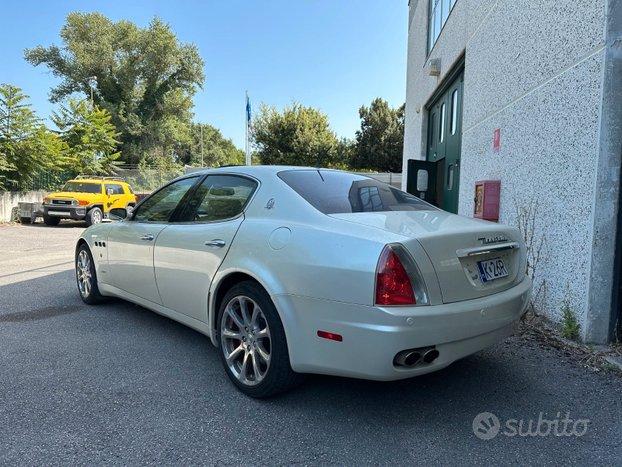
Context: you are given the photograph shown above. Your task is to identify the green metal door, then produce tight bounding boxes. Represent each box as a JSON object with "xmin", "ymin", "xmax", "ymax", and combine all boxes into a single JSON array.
[{"xmin": 427, "ymin": 72, "xmax": 463, "ymax": 213}]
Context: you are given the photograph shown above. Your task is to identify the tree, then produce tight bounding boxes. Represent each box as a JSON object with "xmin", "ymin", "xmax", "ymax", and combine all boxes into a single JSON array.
[
  {"xmin": 25, "ymin": 12, "xmax": 205, "ymax": 165},
  {"xmin": 351, "ymin": 98, "xmax": 404, "ymax": 172},
  {"xmin": 52, "ymin": 99, "xmax": 121, "ymax": 175},
  {"xmin": 252, "ymin": 103, "xmax": 341, "ymax": 167},
  {"xmin": 177, "ymin": 123, "xmax": 244, "ymax": 167},
  {"xmin": 0, "ymin": 84, "xmax": 65, "ymax": 190}
]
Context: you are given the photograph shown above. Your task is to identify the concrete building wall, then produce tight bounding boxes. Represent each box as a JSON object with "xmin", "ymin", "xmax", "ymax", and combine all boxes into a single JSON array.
[{"xmin": 403, "ymin": 0, "xmax": 617, "ymax": 341}]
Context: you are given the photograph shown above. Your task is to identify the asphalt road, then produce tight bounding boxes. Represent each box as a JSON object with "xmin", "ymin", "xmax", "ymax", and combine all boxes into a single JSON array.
[{"xmin": 1, "ymin": 223, "xmax": 621, "ymax": 465}]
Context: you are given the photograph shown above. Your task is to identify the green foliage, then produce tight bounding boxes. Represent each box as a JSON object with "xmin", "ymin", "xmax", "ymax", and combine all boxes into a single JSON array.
[
  {"xmin": 0, "ymin": 84, "xmax": 66, "ymax": 190},
  {"xmin": 350, "ymin": 98, "xmax": 404, "ymax": 172},
  {"xmin": 25, "ymin": 12, "xmax": 205, "ymax": 165},
  {"xmin": 52, "ymin": 99, "xmax": 121, "ymax": 175},
  {"xmin": 252, "ymin": 103, "xmax": 341, "ymax": 167},
  {"xmin": 177, "ymin": 123, "xmax": 244, "ymax": 167},
  {"xmin": 560, "ymin": 301, "xmax": 581, "ymax": 341}
]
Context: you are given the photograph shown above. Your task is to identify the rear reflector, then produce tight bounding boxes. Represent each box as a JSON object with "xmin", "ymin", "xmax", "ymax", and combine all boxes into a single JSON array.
[{"xmin": 317, "ymin": 330, "xmax": 343, "ymax": 342}]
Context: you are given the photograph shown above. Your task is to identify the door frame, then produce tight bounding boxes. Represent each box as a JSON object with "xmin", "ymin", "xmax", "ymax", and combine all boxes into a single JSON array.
[{"xmin": 424, "ymin": 56, "xmax": 465, "ymax": 213}]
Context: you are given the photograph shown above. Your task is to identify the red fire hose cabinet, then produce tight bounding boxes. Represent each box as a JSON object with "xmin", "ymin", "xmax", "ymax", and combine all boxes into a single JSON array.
[{"xmin": 474, "ymin": 180, "xmax": 501, "ymax": 222}]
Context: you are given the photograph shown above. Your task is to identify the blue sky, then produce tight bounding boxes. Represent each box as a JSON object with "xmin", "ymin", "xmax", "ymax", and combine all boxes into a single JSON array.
[{"xmin": 0, "ymin": 1, "xmax": 407, "ymax": 149}]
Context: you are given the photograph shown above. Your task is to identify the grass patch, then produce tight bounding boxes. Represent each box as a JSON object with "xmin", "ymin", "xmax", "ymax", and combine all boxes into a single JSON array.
[{"xmin": 560, "ymin": 302, "xmax": 581, "ymax": 341}]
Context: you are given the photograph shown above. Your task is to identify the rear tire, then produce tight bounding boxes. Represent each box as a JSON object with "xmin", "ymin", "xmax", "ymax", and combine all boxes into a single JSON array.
[
  {"xmin": 75, "ymin": 244, "xmax": 105, "ymax": 304},
  {"xmin": 43, "ymin": 215, "xmax": 60, "ymax": 226},
  {"xmin": 19, "ymin": 216, "xmax": 31, "ymax": 224},
  {"xmin": 85, "ymin": 207, "xmax": 103, "ymax": 226},
  {"xmin": 216, "ymin": 281, "xmax": 303, "ymax": 398}
]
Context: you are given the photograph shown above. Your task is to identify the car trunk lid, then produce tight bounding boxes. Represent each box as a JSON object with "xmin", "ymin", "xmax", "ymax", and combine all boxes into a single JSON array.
[{"xmin": 330, "ymin": 210, "xmax": 525, "ymax": 303}]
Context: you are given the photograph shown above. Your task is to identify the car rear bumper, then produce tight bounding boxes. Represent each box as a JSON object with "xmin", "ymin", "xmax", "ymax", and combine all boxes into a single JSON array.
[
  {"xmin": 275, "ymin": 276, "xmax": 532, "ymax": 381},
  {"xmin": 43, "ymin": 205, "xmax": 87, "ymax": 220}
]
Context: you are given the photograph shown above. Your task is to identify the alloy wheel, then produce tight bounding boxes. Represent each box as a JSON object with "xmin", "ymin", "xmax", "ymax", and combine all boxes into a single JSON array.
[
  {"xmin": 221, "ymin": 295, "xmax": 272, "ymax": 386},
  {"xmin": 92, "ymin": 210, "xmax": 102, "ymax": 224},
  {"xmin": 76, "ymin": 249, "xmax": 92, "ymax": 298}
]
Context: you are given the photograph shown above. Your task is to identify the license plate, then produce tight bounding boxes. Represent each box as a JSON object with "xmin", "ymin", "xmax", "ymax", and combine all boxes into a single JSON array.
[
  {"xmin": 477, "ymin": 257, "xmax": 508, "ymax": 283},
  {"xmin": 47, "ymin": 211, "xmax": 71, "ymax": 217}
]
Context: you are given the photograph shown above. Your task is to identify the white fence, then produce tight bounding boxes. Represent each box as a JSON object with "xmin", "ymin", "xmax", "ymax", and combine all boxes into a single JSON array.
[
  {"xmin": 0, "ymin": 191, "xmax": 46, "ymax": 222},
  {"xmin": 357, "ymin": 172, "xmax": 402, "ymax": 188}
]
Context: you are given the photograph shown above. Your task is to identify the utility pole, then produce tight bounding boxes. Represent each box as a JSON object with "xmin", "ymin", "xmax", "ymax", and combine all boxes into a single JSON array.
[{"xmin": 88, "ymin": 76, "xmax": 97, "ymax": 106}]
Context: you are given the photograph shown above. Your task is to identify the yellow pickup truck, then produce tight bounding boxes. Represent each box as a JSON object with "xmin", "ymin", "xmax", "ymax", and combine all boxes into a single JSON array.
[{"xmin": 42, "ymin": 176, "xmax": 137, "ymax": 226}]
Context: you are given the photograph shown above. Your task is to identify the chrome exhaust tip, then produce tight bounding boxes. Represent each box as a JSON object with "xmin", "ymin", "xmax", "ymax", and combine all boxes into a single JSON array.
[
  {"xmin": 422, "ymin": 348, "xmax": 440, "ymax": 364},
  {"xmin": 394, "ymin": 350, "xmax": 422, "ymax": 367},
  {"xmin": 394, "ymin": 346, "xmax": 439, "ymax": 368}
]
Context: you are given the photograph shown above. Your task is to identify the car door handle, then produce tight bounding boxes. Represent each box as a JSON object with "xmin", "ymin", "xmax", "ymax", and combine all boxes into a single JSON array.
[
  {"xmin": 140, "ymin": 234, "xmax": 154, "ymax": 241},
  {"xmin": 205, "ymin": 239, "xmax": 226, "ymax": 248}
]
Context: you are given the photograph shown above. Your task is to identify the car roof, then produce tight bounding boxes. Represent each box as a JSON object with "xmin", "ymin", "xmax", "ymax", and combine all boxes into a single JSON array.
[
  {"xmin": 184, "ymin": 165, "xmax": 340, "ymax": 178},
  {"xmin": 67, "ymin": 178, "xmax": 129, "ymax": 185}
]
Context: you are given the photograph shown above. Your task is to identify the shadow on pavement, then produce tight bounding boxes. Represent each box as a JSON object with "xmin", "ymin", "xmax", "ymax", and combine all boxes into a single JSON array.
[
  {"xmin": 2, "ymin": 268, "xmax": 621, "ymax": 464},
  {"xmin": 22, "ymin": 220, "xmax": 87, "ymax": 228}
]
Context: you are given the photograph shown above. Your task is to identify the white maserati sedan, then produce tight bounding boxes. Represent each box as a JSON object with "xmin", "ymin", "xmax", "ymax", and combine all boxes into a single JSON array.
[{"xmin": 75, "ymin": 166, "xmax": 532, "ymax": 397}]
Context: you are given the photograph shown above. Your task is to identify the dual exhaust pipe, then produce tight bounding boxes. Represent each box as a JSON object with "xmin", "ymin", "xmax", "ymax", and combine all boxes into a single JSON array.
[{"xmin": 394, "ymin": 346, "xmax": 439, "ymax": 368}]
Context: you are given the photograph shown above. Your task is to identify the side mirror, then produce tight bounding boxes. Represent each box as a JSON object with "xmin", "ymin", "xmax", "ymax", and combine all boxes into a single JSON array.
[
  {"xmin": 416, "ymin": 169, "xmax": 429, "ymax": 192},
  {"xmin": 108, "ymin": 207, "xmax": 127, "ymax": 221},
  {"xmin": 106, "ymin": 188, "xmax": 114, "ymax": 196}
]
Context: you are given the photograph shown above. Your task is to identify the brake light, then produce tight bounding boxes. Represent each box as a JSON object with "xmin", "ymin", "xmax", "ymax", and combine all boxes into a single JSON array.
[
  {"xmin": 78, "ymin": 200, "xmax": 89, "ymax": 206},
  {"xmin": 375, "ymin": 246, "xmax": 416, "ymax": 306}
]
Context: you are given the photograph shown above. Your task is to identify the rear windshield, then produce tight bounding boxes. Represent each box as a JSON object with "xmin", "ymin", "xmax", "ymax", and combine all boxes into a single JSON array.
[
  {"xmin": 278, "ymin": 170, "xmax": 437, "ymax": 214},
  {"xmin": 62, "ymin": 182, "xmax": 102, "ymax": 194}
]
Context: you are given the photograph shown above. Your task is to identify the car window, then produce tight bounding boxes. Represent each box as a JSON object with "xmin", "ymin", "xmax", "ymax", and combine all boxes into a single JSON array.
[
  {"xmin": 105, "ymin": 184, "xmax": 124, "ymax": 195},
  {"xmin": 180, "ymin": 175, "xmax": 257, "ymax": 222},
  {"xmin": 62, "ymin": 182, "xmax": 102, "ymax": 194},
  {"xmin": 278, "ymin": 170, "xmax": 437, "ymax": 214},
  {"xmin": 132, "ymin": 177, "xmax": 198, "ymax": 223}
]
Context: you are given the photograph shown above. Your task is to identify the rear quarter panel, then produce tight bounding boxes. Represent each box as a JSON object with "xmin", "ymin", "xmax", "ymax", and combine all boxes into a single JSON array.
[
  {"xmin": 221, "ymin": 218, "xmax": 394, "ymax": 304},
  {"xmin": 210, "ymin": 214, "xmax": 413, "ymax": 347}
]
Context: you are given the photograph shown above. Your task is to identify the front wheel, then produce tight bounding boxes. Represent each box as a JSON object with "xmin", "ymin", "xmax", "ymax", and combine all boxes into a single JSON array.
[
  {"xmin": 85, "ymin": 207, "xmax": 103, "ymax": 226},
  {"xmin": 217, "ymin": 281, "xmax": 303, "ymax": 398},
  {"xmin": 75, "ymin": 244, "xmax": 105, "ymax": 304}
]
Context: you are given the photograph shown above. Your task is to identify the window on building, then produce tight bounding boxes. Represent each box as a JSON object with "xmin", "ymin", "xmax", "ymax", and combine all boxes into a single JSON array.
[
  {"xmin": 428, "ymin": 0, "xmax": 458, "ymax": 51},
  {"xmin": 439, "ymin": 103, "xmax": 446, "ymax": 143},
  {"xmin": 450, "ymin": 89, "xmax": 458, "ymax": 135}
]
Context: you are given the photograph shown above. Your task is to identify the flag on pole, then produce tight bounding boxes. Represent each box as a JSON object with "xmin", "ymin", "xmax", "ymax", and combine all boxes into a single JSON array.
[
  {"xmin": 245, "ymin": 92, "xmax": 251, "ymax": 165},
  {"xmin": 246, "ymin": 93, "xmax": 252, "ymax": 125}
]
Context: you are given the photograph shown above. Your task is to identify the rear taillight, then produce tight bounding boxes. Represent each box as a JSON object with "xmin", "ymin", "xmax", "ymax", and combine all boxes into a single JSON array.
[
  {"xmin": 375, "ymin": 244, "xmax": 429, "ymax": 306},
  {"xmin": 375, "ymin": 245, "xmax": 416, "ymax": 305}
]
